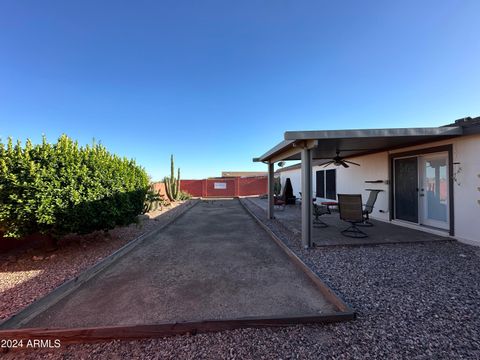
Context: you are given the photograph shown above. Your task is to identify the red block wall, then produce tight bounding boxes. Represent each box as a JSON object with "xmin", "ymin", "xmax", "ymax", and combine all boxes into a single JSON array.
[
  {"xmin": 179, "ymin": 180, "xmax": 204, "ymax": 197},
  {"xmin": 205, "ymin": 179, "xmax": 236, "ymax": 197},
  {"xmin": 238, "ymin": 177, "xmax": 268, "ymax": 196},
  {"xmin": 176, "ymin": 177, "xmax": 267, "ymax": 198}
]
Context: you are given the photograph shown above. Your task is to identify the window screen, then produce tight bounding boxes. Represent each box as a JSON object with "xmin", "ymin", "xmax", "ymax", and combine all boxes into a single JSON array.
[
  {"xmin": 316, "ymin": 169, "xmax": 336, "ymax": 200},
  {"xmin": 316, "ymin": 171, "xmax": 325, "ymax": 197},
  {"xmin": 325, "ymin": 169, "xmax": 336, "ymax": 200}
]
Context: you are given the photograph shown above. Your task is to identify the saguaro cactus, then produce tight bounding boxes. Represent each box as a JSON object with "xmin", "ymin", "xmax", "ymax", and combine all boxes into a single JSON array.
[{"xmin": 164, "ymin": 155, "xmax": 181, "ymax": 201}]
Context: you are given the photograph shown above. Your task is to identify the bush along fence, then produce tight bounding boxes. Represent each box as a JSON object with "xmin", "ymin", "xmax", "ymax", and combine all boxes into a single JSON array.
[{"xmin": 0, "ymin": 135, "xmax": 149, "ymax": 247}]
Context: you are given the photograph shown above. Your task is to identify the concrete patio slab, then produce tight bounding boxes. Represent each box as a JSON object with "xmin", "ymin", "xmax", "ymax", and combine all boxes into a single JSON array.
[
  {"xmin": 12, "ymin": 199, "xmax": 349, "ymax": 335},
  {"xmin": 248, "ymin": 197, "xmax": 451, "ymax": 246}
]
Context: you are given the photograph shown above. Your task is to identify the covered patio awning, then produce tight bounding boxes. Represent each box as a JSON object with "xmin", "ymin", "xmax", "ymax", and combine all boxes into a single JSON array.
[
  {"xmin": 254, "ymin": 120, "xmax": 477, "ymax": 249},
  {"xmin": 254, "ymin": 126, "xmax": 463, "ymax": 163}
]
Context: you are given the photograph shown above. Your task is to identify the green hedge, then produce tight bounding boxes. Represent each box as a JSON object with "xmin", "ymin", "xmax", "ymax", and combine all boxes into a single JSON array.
[{"xmin": 0, "ymin": 135, "xmax": 149, "ymax": 238}]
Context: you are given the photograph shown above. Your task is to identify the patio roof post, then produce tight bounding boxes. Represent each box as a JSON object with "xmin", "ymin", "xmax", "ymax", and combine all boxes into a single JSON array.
[
  {"xmin": 301, "ymin": 147, "xmax": 313, "ymax": 248},
  {"xmin": 267, "ymin": 162, "xmax": 275, "ymax": 219}
]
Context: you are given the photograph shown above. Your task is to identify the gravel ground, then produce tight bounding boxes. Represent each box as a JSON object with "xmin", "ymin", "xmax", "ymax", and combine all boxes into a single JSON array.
[
  {"xmin": 3, "ymin": 198, "xmax": 480, "ymax": 359},
  {"xmin": 0, "ymin": 201, "xmax": 190, "ymax": 321}
]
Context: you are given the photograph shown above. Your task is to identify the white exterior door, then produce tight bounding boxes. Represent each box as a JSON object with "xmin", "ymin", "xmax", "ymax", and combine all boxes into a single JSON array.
[{"xmin": 418, "ymin": 152, "xmax": 449, "ymax": 230}]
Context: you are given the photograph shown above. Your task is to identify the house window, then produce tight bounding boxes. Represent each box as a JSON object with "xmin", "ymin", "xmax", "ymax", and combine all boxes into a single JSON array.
[{"xmin": 316, "ymin": 169, "xmax": 336, "ymax": 200}]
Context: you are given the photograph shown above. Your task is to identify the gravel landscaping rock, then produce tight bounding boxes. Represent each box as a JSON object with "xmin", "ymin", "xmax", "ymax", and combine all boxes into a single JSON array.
[{"xmin": 3, "ymin": 198, "xmax": 479, "ymax": 359}]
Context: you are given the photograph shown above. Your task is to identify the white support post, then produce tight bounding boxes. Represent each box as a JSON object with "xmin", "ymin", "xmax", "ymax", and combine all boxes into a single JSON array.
[
  {"xmin": 267, "ymin": 162, "xmax": 275, "ymax": 219},
  {"xmin": 301, "ymin": 148, "xmax": 313, "ymax": 248}
]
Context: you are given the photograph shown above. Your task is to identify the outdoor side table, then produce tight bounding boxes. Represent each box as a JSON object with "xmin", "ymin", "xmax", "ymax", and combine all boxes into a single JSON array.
[{"xmin": 321, "ymin": 201, "xmax": 338, "ymax": 214}]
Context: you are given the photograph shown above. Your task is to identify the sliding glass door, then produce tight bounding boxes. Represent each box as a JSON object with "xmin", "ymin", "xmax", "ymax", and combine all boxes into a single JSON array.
[{"xmin": 393, "ymin": 152, "xmax": 449, "ymax": 231}]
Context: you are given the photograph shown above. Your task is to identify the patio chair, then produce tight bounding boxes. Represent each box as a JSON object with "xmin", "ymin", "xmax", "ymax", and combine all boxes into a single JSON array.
[
  {"xmin": 337, "ymin": 194, "xmax": 368, "ymax": 238},
  {"xmin": 273, "ymin": 195, "xmax": 286, "ymax": 210},
  {"xmin": 313, "ymin": 203, "xmax": 329, "ymax": 228},
  {"xmin": 297, "ymin": 191, "xmax": 304, "ymax": 206},
  {"xmin": 358, "ymin": 189, "xmax": 382, "ymax": 227},
  {"xmin": 298, "ymin": 191, "xmax": 316, "ymax": 206}
]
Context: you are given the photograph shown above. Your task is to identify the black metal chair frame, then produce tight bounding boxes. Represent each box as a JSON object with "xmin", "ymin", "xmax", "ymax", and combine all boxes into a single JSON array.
[
  {"xmin": 338, "ymin": 194, "xmax": 368, "ymax": 238},
  {"xmin": 313, "ymin": 203, "xmax": 328, "ymax": 228},
  {"xmin": 357, "ymin": 189, "xmax": 382, "ymax": 227}
]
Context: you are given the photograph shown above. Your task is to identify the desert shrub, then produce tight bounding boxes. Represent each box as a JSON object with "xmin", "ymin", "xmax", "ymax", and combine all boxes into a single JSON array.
[
  {"xmin": 273, "ymin": 177, "xmax": 282, "ymax": 196},
  {"xmin": 143, "ymin": 185, "xmax": 167, "ymax": 213},
  {"xmin": 0, "ymin": 135, "xmax": 149, "ymax": 239},
  {"xmin": 177, "ymin": 190, "xmax": 192, "ymax": 200}
]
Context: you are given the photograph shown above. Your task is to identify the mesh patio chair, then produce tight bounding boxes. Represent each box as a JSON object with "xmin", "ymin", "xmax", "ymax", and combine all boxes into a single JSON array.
[
  {"xmin": 358, "ymin": 189, "xmax": 382, "ymax": 227},
  {"xmin": 338, "ymin": 194, "xmax": 368, "ymax": 238},
  {"xmin": 298, "ymin": 192, "xmax": 317, "ymax": 205},
  {"xmin": 313, "ymin": 203, "xmax": 329, "ymax": 228}
]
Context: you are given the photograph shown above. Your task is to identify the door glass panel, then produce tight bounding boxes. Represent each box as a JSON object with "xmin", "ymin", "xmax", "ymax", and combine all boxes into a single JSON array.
[
  {"xmin": 424, "ymin": 157, "xmax": 448, "ymax": 222},
  {"xmin": 325, "ymin": 169, "xmax": 336, "ymax": 200},
  {"xmin": 316, "ymin": 171, "xmax": 325, "ymax": 198},
  {"xmin": 394, "ymin": 157, "xmax": 418, "ymax": 223}
]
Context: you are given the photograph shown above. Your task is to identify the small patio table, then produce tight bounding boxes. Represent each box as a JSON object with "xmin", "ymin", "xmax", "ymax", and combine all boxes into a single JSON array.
[{"xmin": 321, "ymin": 201, "xmax": 338, "ymax": 214}]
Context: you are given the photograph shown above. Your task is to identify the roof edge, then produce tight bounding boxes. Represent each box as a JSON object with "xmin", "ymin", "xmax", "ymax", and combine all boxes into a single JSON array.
[
  {"xmin": 284, "ymin": 126, "xmax": 462, "ymax": 141},
  {"xmin": 254, "ymin": 140, "xmax": 295, "ymax": 162}
]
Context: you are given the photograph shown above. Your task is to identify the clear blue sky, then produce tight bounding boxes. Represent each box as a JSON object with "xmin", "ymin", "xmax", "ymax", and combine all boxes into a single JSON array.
[{"xmin": 1, "ymin": 1, "xmax": 479, "ymax": 180}]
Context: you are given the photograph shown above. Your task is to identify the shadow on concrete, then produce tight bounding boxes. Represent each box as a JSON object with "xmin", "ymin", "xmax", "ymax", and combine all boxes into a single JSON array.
[{"xmin": 248, "ymin": 197, "xmax": 450, "ymax": 247}]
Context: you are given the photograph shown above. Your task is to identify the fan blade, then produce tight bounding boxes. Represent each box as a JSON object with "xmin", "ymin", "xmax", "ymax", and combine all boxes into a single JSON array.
[
  {"xmin": 344, "ymin": 160, "xmax": 360, "ymax": 166},
  {"xmin": 322, "ymin": 161, "xmax": 334, "ymax": 168},
  {"xmin": 340, "ymin": 161, "xmax": 349, "ymax": 168}
]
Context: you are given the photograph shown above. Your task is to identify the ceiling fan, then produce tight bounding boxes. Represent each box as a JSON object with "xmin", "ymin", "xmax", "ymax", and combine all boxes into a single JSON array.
[{"xmin": 322, "ymin": 150, "xmax": 360, "ymax": 168}]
